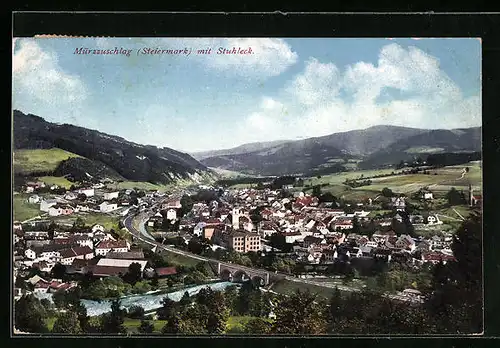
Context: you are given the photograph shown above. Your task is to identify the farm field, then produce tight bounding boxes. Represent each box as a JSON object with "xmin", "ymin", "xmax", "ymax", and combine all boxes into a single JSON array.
[
  {"xmin": 160, "ymin": 250, "xmax": 203, "ymax": 268},
  {"xmin": 36, "ymin": 176, "xmax": 74, "ymax": 189},
  {"xmin": 13, "ymin": 194, "xmax": 43, "ymax": 222},
  {"xmin": 52, "ymin": 213, "xmax": 121, "ymax": 231},
  {"xmin": 352, "ymin": 162, "xmax": 481, "ymax": 196},
  {"xmin": 304, "ymin": 168, "xmax": 399, "ymax": 187},
  {"xmin": 106, "ymin": 181, "xmax": 168, "ymax": 192},
  {"xmin": 14, "ymin": 148, "xmax": 82, "ymax": 174}
]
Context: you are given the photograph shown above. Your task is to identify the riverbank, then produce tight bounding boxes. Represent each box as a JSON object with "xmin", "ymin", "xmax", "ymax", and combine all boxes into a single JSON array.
[{"xmin": 35, "ymin": 281, "xmax": 236, "ymax": 317}]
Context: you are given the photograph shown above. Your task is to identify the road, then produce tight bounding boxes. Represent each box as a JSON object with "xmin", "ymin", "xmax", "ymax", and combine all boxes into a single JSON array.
[{"xmin": 121, "ymin": 208, "xmax": 423, "ymax": 304}]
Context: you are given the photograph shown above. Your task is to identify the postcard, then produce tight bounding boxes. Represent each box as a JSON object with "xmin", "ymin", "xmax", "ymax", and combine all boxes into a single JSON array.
[{"xmin": 12, "ymin": 37, "xmax": 482, "ymax": 336}]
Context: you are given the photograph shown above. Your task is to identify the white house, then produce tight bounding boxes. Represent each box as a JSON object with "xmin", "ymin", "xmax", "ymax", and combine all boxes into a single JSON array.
[
  {"xmin": 166, "ymin": 208, "xmax": 177, "ymax": 221},
  {"xmin": 99, "ymin": 202, "xmax": 118, "ymax": 213},
  {"xmin": 92, "ymin": 224, "xmax": 105, "ymax": 233},
  {"xmin": 39, "ymin": 251, "xmax": 62, "ymax": 263},
  {"xmin": 78, "ymin": 188, "xmax": 95, "ymax": 197},
  {"xmin": 103, "ymin": 191, "xmax": 120, "ymax": 201},
  {"xmin": 64, "ymin": 192, "xmax": 78, "ymax": 200},
  {"xmin": 193, "ymin": 222, "xmax": 206, "ymax": 237},
  {"xmin": 95, "ymin": 240, "xmax": 130, "ymax": 256},
  {"xmin": 284, "ymin": 232, "xmax": 303, "ymax": 244},
  {"xmin": 427, "ymin": 215, "xmax": 442, "ymax": 225},
  {"xmin": 395, "ymin": 234, "xmax": 416, "ymax": 252},
  {"xmin": 74, "ymin": 204, "xmax": 90, "ymax": 213},
  {"xmin": 40, "ymin": 199, "xmax": 57, "ymax": 212},
  {"xmin": 423, "ymin": 192, "xmax": 434, "ymax": 200},
  {"xmin": 60, "ymin": 246, "xmax": 94, "ymax": 265},
  {"xmin": 48, "ymin": 207, "xmax": 62, "ymax": 217},
  {"xmin": 25, "ymin": 248, "xmax": 37, "ymax": 260},
  {"xmin": 73, "ymin": 236, "xmax": 94, "ymax": 249},
  {"xmin": 28, "ymin": 195, "xmax": 42, "ymax": 204}
]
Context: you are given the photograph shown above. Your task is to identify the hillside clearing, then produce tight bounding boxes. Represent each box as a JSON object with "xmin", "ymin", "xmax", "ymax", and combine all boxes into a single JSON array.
[
  {"xmin": 13, "ymin": 194, "xmax": 42, "ymax": 222},
  {"xmin": 36, "ymin": 176, "xmax": 74, "ymax": 189},
  {"xmin": 106, "ymin": 181, "xmax": 168, "ymax": 192},
  {"xmin": 14, "ymin": 148, "xmax": 82, "ymax": 174}
]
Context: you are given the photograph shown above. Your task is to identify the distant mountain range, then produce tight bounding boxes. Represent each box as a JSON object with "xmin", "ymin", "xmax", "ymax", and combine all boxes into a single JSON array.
[
  {"xmin": 192, "ymin": 140, "xmax": 292, "ymax": 160},
  {"xmin": 195, "ymin": 125, "xmax": 482, "ymax": 176},
  {"xmin": 13, "ymin": 110, "xmax": 213, "ymax": 184},
  {"xmin": 13, "ymin": 110, "xmax": 481, "ymax": 181}
]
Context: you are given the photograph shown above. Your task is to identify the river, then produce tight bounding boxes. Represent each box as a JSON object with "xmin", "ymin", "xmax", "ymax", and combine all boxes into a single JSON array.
[{"xmin": 34, "ymin": 281, "xmax": 236, "ymax": 317}]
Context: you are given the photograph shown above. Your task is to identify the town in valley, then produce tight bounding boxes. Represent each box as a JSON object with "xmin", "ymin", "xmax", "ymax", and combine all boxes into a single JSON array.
[{"xmin": 12, "ymin": 36, "xmax": 482, "ymax": 335}]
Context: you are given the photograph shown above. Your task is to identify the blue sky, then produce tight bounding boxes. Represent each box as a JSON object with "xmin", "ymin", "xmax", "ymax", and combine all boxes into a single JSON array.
[{"xmin": 12, "ymin": 37, "xmax": 481, "ymax": 152}]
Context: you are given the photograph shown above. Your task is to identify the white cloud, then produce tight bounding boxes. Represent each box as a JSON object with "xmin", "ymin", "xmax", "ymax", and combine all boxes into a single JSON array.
[
  {"xmin": 13, "ymin": 39, "xmax": 87, "ymax": 106},
  {"xmin": 243, "ymin": 43, "xmax": 481, "ymax": 143}
]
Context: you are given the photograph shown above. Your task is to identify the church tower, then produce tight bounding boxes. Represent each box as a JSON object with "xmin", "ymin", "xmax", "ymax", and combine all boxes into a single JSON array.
[{"xmin": 232, "ymin": 207, "xmax": 241, "ymax": 229}]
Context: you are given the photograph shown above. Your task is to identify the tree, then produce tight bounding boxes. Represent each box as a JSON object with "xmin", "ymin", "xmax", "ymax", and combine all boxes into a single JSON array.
[
  {"xmin": 272, "ymin": 290, "xmax": 327, "ymax": 334},
  {"xmin": 195, "ymin": 287, "xmax": 229, "ymax": 334},
  {"xmin": 319, "ymin": 192, "xmax": 337, "ymax": 204},
  {"xmin": 123, "ymin": 262, "xmax": 143, "ymax": 285},
  {"xmin": 244, "ymin": 318, "xmax": 272, "ymax": 334},
  {"xmin": 74, "ymin": 302, "xmax": 90, "ymax": 333},
  {"xmin": 326, "ymin": 287, "xmax": 344, "ymax": 332},
  {"xmin": 138, "ymin": 320, "xmax": 154, "ymax": 334},
  {"xmin": 312, "ymin": 185, "xmax": 322, "ymax": 198},
  {"xmin": 127, "ymin": 305, "xmax": 145, "ymax": 319},
  {"xmin": 179, "ymin": 291, "xmax": 192, "ymax": 308},
  {"xmin": 223, "ymin": 285, "xmax": 239, "ymax": 315},
  {"xmin": 352, "ymin": 216, "xmax": 361, "ymax": 234},
  {"xmin": 73, "ymin": 217, "xmax": 86, "ymax": 230},
  {"xmin": 381, "ymin": 187, "xmax": 394, "ymax": 197},
  {"xmin": 52, "ymin": 311, "xmax": 81, "ymax": 334},
  {"xmin": 157, "ymin": 297, "xmax": 178, "ymax": 320},
  {"xmin": 77, "ymin": 193, "xmax": 87, "ymax": 201},
  {"xmin": 161, "ymin": 313, "xmax": 181, "ymax": 334},
  {"xmin": 445, "ymin": 187, "xmax": 466, "ymax": 206},
  {"xmin": 14, "ymin": 294, "xmax": 49, "ymax": 333},
  {"xmin": 47, "ymin": 221, "xmax": 57, "ymax": 239},
  {"xmin": 100, "ymin": 298, "xmax": 126, "ymax": 334},
  {"xmin": 51, "ymin": 263, "xmax": 67, "ymax": 280},
  {"xmin": 428, "ymin": 213, "xmax": 482, "ymax": 334}
]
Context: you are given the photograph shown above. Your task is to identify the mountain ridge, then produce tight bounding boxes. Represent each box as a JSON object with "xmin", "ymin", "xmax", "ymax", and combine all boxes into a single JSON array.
[
  {"xmin": 199, "ymin": 124, "xmax": 481, "ymax": 175},
  {"xmin": 13, "ymin": 110, "xmax": 212, "ymax": 185}
]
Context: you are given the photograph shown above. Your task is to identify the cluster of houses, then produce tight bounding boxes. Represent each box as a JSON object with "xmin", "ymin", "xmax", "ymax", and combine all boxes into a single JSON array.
[
  {"xmin": 161, "ymin": 187, "xmax": 456, "ymax": 268},
  {"xmin": 13, "ymin": 220, "xmax": 180, "ymax": 298},
  {"xmin": 24, "ymin": 180, "xmax": 170, "ymax": 219},
  {"xmin": 15, "ymin": 223, "xmax": 130, "ymax": 273}
]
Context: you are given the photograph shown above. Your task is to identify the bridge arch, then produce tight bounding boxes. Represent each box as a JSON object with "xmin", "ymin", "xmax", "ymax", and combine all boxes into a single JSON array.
[
  {"xmin": 220, "ymin": 269, "xmax": 233, "ymax": 282},
  {"xmin": 251, "ymin": 275, "xmax": 265, "ymax": 288},
  {"xmin": 233, "ymin": 270, "xmax": 250, "ymax": 283}
]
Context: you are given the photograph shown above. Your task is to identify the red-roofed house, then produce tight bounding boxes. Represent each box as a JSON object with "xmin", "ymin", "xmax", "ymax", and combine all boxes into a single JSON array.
[
  {"xmin": 95, "ymin": 240, "xmax": 130, "ymax": 256},
  {"xmin": 155, "ymin": 266, "xmax": 177, "ymax": 278},
  {"xmin": 471, "ymin": 194, "xmax": 482, "ymax": 207},
  {"xmin": 60, "ymin": 246, "xmax": 94, "ymax": 265},
  {"xmin": 421, "ymin": 252, "xmax": 456, "ymax": 265}
]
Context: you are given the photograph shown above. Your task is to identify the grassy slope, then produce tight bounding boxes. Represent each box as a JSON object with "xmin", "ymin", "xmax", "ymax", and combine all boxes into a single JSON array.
[
  {"xmin": 160, "ymin": 250, "xmax": 201, "ymax": 268},
  {"xmin": 299, "ymin": 161, "xmax": 482, "ymax": 198},
  {"xmin": 106, "ymin": 181, "xmax": 168, "ymax": 192},
  {"xmin": 13, "ymin": 194, "xmax": 42, "ymax": 221},
  {"xmin": 14, "ymin": 148, "xmax": 82, "ymax": 174},
  {"xmin": 36, "ymin": 176, "xmax": 74, "ymax": 189},
  {"xmin": 271, "ymin": 279, "xmax": 338, "ymax": 299}
]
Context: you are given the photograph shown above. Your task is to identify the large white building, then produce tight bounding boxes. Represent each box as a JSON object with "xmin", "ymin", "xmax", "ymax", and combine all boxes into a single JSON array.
[{"xmin": 103, "ymin": 191, "xmax": 119, "ymax": 201}]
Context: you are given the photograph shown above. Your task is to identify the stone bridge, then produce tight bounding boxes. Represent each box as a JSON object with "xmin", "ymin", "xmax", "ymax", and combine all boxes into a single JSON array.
[{"xmin": 211, "ymin": 262, "xmax": 281, "ymax": 286}]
